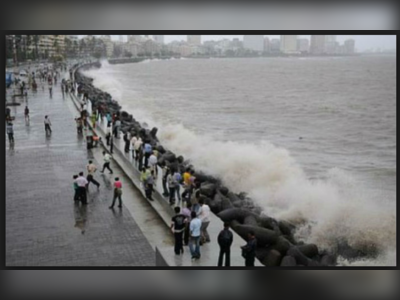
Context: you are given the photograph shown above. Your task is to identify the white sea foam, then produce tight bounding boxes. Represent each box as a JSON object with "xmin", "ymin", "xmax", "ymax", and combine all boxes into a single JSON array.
[{"xmin": 82, "ymin": 62, "xmax": 396, "ymax": 266}]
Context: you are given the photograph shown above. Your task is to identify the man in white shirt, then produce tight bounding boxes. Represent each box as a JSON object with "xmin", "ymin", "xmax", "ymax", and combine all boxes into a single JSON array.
[
  {"xmin": 131, "ymin": 135, "xmax": 138, "ymax": 158},
  {"xmin": 199, "ymin": 198, "xmax": 211, "ymax": 244},
  {"xmin": 75, "ymin": 172, "xmax": 88, "ymax": 204},
  {"xmin": 86, "ymin": 160, "xmax": 100, "ymax": 189},
  {"xmin": 44, "ymin": 115, "xmax": 52, "ymax": 134},
  {"xmin": 100, "ymin": 151, "xmax": 114, "ymax": 174}
]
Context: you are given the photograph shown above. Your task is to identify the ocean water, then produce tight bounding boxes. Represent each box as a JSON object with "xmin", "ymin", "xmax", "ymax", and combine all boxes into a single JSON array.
[{"xmin": 83, "ymin": 56, "xmax": 396, "ymax": 266}]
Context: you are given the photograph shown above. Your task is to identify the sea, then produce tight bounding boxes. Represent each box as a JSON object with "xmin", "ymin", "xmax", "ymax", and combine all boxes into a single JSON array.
[{"xmin": 83, "ymin": 55, "xmax": 396, "ymax": 266}]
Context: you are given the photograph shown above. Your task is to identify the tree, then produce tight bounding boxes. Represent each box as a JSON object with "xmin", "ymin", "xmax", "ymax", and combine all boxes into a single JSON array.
[
  {"xmin": 79, "ymin": 39, "xmax": 87, "ymax": 56},
  {"xmin": 124, "ymin": 50, "xmax": 133, "ymax": 58},
  {"xmin": 26, "ymin": 35, "xmax": 32, "ymax": 60},
  {"xmin": 33, "ymin": 35, "xmax": 40, "ymax": 60},
  {"xmin": 53, "ymin": 35, "xmax": 60, "ymax": 55},
  {"xmin": 65, "ymin": 36, "xmax": 72, "ymax": 58},
  {"xmin": 113, "ymin": 45, "xmax": 122, "ymax": 57},
  {"xmin": 93, "ymin": 50, "xmax": 102, "ymax": 60},
  {"xmin": 6, "ymin": 36, "xmax": 14, "ymax": 60}
]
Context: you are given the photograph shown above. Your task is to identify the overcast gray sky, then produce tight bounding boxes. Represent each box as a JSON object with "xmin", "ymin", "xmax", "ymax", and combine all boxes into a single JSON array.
[{"xmin": 80, "ymin": 35, "xmax": 396, "ymax": 51}]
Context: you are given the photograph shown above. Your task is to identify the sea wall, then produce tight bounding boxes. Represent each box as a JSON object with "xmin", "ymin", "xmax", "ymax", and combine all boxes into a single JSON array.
[{"xmin": 73, "ymin": 62, "xmax": 340, "ymax": 267}]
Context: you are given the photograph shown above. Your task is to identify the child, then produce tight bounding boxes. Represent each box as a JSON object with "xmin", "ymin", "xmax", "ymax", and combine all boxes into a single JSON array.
[{"xmin": 73, "ymin": 175, "xmax": 79, "ymax": 202}]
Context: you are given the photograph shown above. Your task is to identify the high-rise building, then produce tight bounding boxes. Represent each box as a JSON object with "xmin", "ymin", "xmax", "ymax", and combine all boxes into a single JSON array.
[
  {"xmin": 153, "ymin": 35, "xmax": 164, "ymax": 44},
  {"xmin": 264, "ymin": 37, "xmax": 270, "ymax": 53},
  {"xmin": 325, "ymin": 35, "xmax": 337, "ymax": 54},
  {"xmin": 344, "ymin": 39, "xmax": 356, "ymax": 54},
  {"xmin": 297, "ymin": 38, "xmax": 309, "ymax": 53},
  {"xmin": 68, "ymin": 35, "xmax": 79, "ymax": 43},
  {"xmin": 270, "ymin": 39, "xmax": 280, "ymax": 53},
  {"xmin": 100, "ymin": 35, "xmax": 114, "ymax": 57},
  {"xmin": 187, "ymin": 35, "xmax": 201, "ymax": 45},
  {"xmin": 325, "ymin": 35, "xmax": 336, "ymax": 43},
  {"xmin": 310, "ymin": 35, "xmax": 326, "ymax": 54},
  {"xmin": 243, "ymin": 35, "xmax": 264, "ymax": 52},
  {"xmin": 280, "ymin": 35, "xmax": 298, "ymax": 54}
]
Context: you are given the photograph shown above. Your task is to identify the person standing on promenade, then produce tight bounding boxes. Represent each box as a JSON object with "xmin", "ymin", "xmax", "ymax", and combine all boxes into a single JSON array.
[
  {"xmin": 189, "ymin": 211, "xmax": 202, "ymax": 261},
  {"xmin": 241, "ymin": 231, "xmax": 257, "ymax": 267},
  {"xmin": 123, "ymin": 132, "xmax": 130, "ymax": 153},
  {"xmin": 48, "ymin": 77, "xmax": 53, "ymax": 97},
  {"xmin": 217, "ymin": 223, "xmax": 233, "ymax": 267},
  {"xmin": 174, "ymin": 170, "xmax": 183, "ymax": 205},
  {"xmin": 143, "ymin": 141, "xmax": 153, "ymax": 169},
  {"xmin": 6, "ymin": 122, "xmax": 14, "ymax": 144},
  {"xmin": 167, "ymin": 169, "xmax": 177, "ymax": 205},
  {"xmin": 149, "ymin": 151, "xmax": 158, "ymax": 179},
  {"xmin": 75, "ymin": 172, "xmax": 88, "ymax": 205},
  {"xmin": 182, "ymin": 202, "xmax": 192, "ymax": 246},
  {"xmin": 198, "ymin": 198, "xmax": 211, "ymax": 244},
  {"xmin": 113, "ymin": 118, "xmax": 121, "ymax": 139},
  {"xmin": 130, "ymin": 135, "xmax": 138, "ymax": 159},
  {"xmin": 73, "ymin": 175, "xmax": 80, "ymax": 202},
  {"xmin": 86, "ymin": 160, "xmax": 101, "ymax": 189},
  {"xmin": 91, "ymin": 113, "xmax": 97, "ymax": 129},
  {"xmin": 134, "ymin": 138, "xmax": 143, "ymax": 168},
  {"xmin": 106, "ymin": 112, "xmax": 112, "ymax": 127},
  {"xmin": 44, "ymin": 116, "xmax": 52, "ymax": 134},
  {"xmin": 182, "ymin": 168, "xmax": 192, "ymax": 203},
  {"xmin": 161, "ymin": 162, "xmax": 170, "ymax": 197},
  {"xmin": 145, "ymin": 170, "xmax": 155, "ymax": 201},
  {"xmin": 171, "ymin": 206, "xmax": 187, "ymax": 255},
  {"xmin": 105, "ymin": 126, "xmax": 112, "ymax": 146},
  {"xmin": 100, "ymin": 151, "xmax": 113, "ymax": 174},
  {"xmin": 24, "ymin": 106, "xmax": 30, "ymax": 122},
  {"xmin": 109, "ymin": 177, "xmax": 123, "ymax": 209}
]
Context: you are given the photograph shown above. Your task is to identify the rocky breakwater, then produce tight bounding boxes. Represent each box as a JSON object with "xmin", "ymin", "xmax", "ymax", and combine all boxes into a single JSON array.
[{"xmin": 74, "ymin": 62, "xmax": 344, "ymax": 267}]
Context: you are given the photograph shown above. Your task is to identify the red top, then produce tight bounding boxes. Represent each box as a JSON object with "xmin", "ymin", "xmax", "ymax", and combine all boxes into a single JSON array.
[{"xmin": 114, "ymin": 181, "xmax": 122, "ymax": 189}]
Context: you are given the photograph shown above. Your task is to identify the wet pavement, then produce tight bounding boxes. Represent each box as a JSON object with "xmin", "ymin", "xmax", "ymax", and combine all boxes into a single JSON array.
[{"xmin": 6, "ymin": 78, "xmax": 156, "ymax": 266}]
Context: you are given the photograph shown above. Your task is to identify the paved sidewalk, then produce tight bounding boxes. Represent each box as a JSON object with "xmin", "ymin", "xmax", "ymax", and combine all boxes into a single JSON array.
[{"xmin": 6, "ymin": 78, "xmax": 155, "ymax": 266}]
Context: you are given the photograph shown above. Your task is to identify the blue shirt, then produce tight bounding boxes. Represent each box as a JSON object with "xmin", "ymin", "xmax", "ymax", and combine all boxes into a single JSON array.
[
  {"xmin": 190, "ymin": 218, "xmax": 202, "ymax": 237},
  {"xmin": 144, "ymin": 143, "xmax": 152, "ymax": 153}
]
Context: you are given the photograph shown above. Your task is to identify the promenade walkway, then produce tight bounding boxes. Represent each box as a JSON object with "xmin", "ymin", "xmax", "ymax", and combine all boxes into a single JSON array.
[{"xmin": 5, "ymin": 77, "xmax": 162, "ymax": 266}]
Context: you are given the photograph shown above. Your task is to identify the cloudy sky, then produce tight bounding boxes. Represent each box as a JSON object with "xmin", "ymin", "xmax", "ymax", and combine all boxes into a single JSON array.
[{"xmin": 80, "ymin": 35, "xmax": 396, "ymax": 51}]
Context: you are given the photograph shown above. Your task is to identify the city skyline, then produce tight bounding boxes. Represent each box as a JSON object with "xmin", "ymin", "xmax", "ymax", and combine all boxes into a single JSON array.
[{"xmin": 79, "ymin": 35, "xmax": 396, "ymax": 51}]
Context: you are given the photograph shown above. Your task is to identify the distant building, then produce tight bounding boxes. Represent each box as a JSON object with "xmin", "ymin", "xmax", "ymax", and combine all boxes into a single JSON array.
[
  {"xmin": 142, "ymin": 39, "xmax": 161, "ymax": 56},
  {"xmin": 324, "ymin": 35, "xmax": 337, "ymax": 54},
  {"xmin": 264, "ymin": 37, "xmax": 270, "ymax": 53},
  {"xmin": 67, "ymin": 35, "xmax": 79, "ymax": 43},
  {"xmin": 243, "ymin": 35, "xmax": 264, "ymax": 52},
  {"xmin": 344, "ymin": 39, "xmax": 355, "ymax": 54},
  {"xmin": 297, "ymin": 38, "xmax": 309, "ymax": 53},
  {"xmin": 270, "ymin": 39, "xmax": 281, "ymax": 53},
  {"xmin": 325, "ymin": 35, "xmax": 336, "ymax": 43},
  {"xmin": 100, "ymin": 35, "xmax": 114, "ymax": 57},
  {"xmin": 128, "ymin": 35, "xmax": 143, "ymax": 43},
  {"xmin": 187, "ymin": 35, "xmax": 201, "ymax": 46},
  {"xmin": 232, "ymin": 38, "xmax": 242, "ymax": 49},
  {"xmin": 310, "ymin": 35, "xmax": 326, "ymax": 54},
  {"xmin": 153, "ymin": 35, "xmax": 164, "ymax": 44},
  {"xmin": 280, "ymin": 35, "xmax": 298, "ymax": 54}
]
